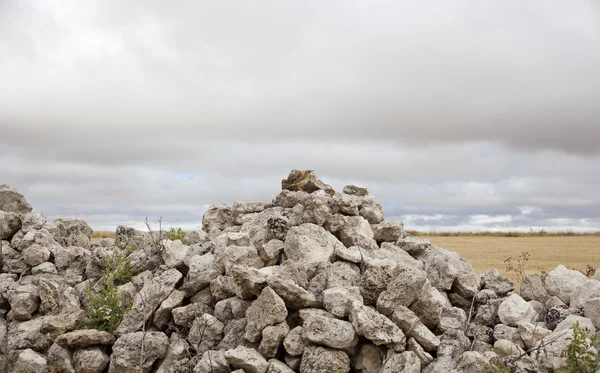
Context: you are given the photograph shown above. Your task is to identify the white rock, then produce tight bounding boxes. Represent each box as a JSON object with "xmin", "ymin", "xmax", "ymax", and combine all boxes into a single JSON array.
[
  {"xmin": 545, "ymin": 264, "xmax": 588, "ymax": 304},
  {"xmin": 498, "ymin": 294, "xmax": 536, "ymax": 327}
]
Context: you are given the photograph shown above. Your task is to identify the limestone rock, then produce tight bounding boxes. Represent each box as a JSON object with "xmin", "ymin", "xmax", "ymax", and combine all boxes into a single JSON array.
[
  {"xmin": 0, "ymin": 211, "xmax": 22, "ymax": 240},
  {"xmin": 396, "ymin": 235, "xmax": 431, "ymax": 255},
  {"xmin": 115, "ymin": 268, "xmax": 183, "ymax": 336},
  {"xmin": 350, "ymin": 303, "xmax": 405, "ymax": 347},
  {"xmin": 283, "ymin": 326, "xmax": 307, "ymax": 356},
  {"xmin": 545, "ymin": 264, "xmax": 588, "ymax": 305},
  {"xmin": 73, "ymin": 347, "xmax": 110, "ymax": 373},
  {"xmin": 372, "ymin": 220, "xmax": 404, "ymax": 243},
  {"xmin": 498, "ymin": 294, "xmax": 536, "ymax": 327},
  {"xmin": 300, "ymin": 346, "xmax": 351, "ymax": 373},
  {"xmin": 0, "ymin": 184, "xmax": 33, "ymax": 213},
  {"xmin": 259, "ymin": 321, "xmax": 290, "ymax": 358},
  {"xmin": 518, "ymin": 322, "xmax": 552, "ymax": 349},
  {"xmin": 481, "ymin": 269, "xmax": 514, "ymax": 295},
  {"xmin": 352, "ymin": 344, "xmax": 385, "ymax": 373},
  {"xmin": 153, "ymin": 289, "xmax": 186, "ymax": 329},
  {"xmin": 391, "ymin": 305, "xmax": 441, "ymax": 351},
  {"xmin": 339, "ymin": 216, "xmax": 377, "ymax": 249},
  {"xmin": 493, "ymin": 339, "xmax": 525, "ymax": 357},
  {"xmin": 439, "ymin": 306, "xmax": 468, "ymax": 332},
  {"xmin": 108, "ymin": 332, "xmax": 169, "ymax": 373},
  {"xmin": 193, "ymin": 350, "xmax": 230, "ymax": 373},
  {"xmin": 283, "ymin": 223, "xmax": 341, "ymax": 276},
  {"xmin": 376, "ymin": 266, "xmax": 428, "ymax": 316},
  {"xmin": 187, "ymin": 314, "xmax": 224, "ymax": 354},
  {"xmin": 520, "ymin": 274, "xmax": 550, "ymax": 303},
  {"xmin": 47, "ymin": 342, "xmax": 75, "ymax": 373},
  {"xmin": 267, "ymin": 359, "xmax": 295, "ymax": 373},
  {"xmin": 245, "ymin": 286, "xmax": 288, "ymax": 343},
  {"xmin": 202, "ymin": 203, "xmax": 233, "ymax": 234},
  {"xmin": 302, "ymin": 314, "xmax": 359, "ymax": 350},
  {"xmin": 380, "ymin": 351, "xmax": 421, "ymax": 373},
  {"xmin": 323, "ymin": 286, "xmax": 363, "ymax": 317},
  {"xmin": 224, "ymin": 346, "xmax": 269, "ymax": 373},
  {"xmin": 13, "ymin": 349, "xmax": 47, "ymax": 373},
  {"xmin": 56, "ymin": 329, "xmax": 116, "ymax": 348}
]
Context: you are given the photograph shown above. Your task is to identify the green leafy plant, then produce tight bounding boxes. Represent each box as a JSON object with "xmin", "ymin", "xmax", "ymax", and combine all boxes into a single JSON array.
[
  {"xmin": 557, "ymin": 322, "xmax": 600, "ymax": 373},
  {"xmin": 166, "ymin": 226, "xmax": 188, "ymax": 244},
  {"xmin": 86, "ymin": 245, "xmax": 137, "ymax": 333}
]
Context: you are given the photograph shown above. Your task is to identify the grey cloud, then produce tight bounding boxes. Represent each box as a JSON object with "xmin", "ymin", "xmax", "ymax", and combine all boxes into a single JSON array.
[{"xmin": 1, "ymin": 1, "xmax": 600, "ymax": 154}]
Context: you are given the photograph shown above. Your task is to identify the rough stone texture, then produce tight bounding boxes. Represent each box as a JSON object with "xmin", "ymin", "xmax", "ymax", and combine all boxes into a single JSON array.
[
  {"xmin": 13, "ymin": 348, "xmax": 47, "ymax": 373},
  {"xmin": 258, "ymin": 321, "xmax": 289, "ymax": 357},
  {"xmin": 584, "ymin": 297, "xmax": 600, "ymax": 329},
  {"xmin": 73, "ymin": 347, "xmax": 110, "ymax": 373},
  {"xmin": 439, "ymin": 306, "xmax": 467, "ymax": 332},
  {"xmin": 545, "ymin": 264, "xmax": 588, "ymax": 305},
  {"xmin": 481, "ymin": 269, "xmax": 514, "ymax": 295},
  {"xmin": 518, "ymin": 322, "xmax": 552, "ymax": 349},
  {"xmin": 335, "ymin": 245, "xmax": 362, "ymax": 263},
  {"xmin": 187, "ymin": 313, "xmax": 225, "ymax": 354},
  {"xmin": 161, "ymin": 239, "xmax": 189, "ymax": 268},
  {"xmin": 56, "ymin": 329, "xmax": 116, "ymax": 348},
  {"xmin": 302, "ymin": 313, "xmax": 358, "ymax": 350},
  {"xmin": 267, "ymin": 359, "xmax": 295, "ymax": 373},
  {"xmin": 494, "ymin": 339, "xmax": 525, "ymax": 357},
  {"xmin": 498, "ymin": 294, "xmax": 537, "ymax": 327},
  {"xmin": 47, "ymin": 342, "xmax": 76, "ymax": 373},
  {"xmin": 571, "ymin": 278, "xmax": 600, "ymax": 309},
  {"xmin": 7, "ymin": 284, "xmax": 40, "ymax": 321},
  {"xmin": 323, "ymin": 286, "xmax": 363, "ymax": 317},
  {"xmin": 410, "ymin": 284, "xmax": 448, "ymax": 329},
  {"xmin": 376, "ymin": 266, "xmax": 428, "ymax": 316},
  {"xmin": 380, "ymin": 351, "xmax": 421, "ymax": 373},
  {"xmin": 153, "ymin": 289, "xmax": 186, "ymax": 329},
  {"xmin": 407, "ymin": 338, "xmax": 434, "ymax": 367},
  {"xmin": 395, "ymin": 235, "xmax": 431, "ymax": 255},
  {"xmin": 340, "ymin": 216, "xmax": 377, "ymax": 249},
  {"xmin": 300, "ymin": 346, "xmax": 351, "ymax": 373},
  {"xmin": 224, "ymin": 346, "xmax": 269, "ymax": 373},
  {"xmin": 193, "ymin": 350, "xmax": 230, "ymax": 373},
  {"xmin": 520, "ymin": 274, "xmax": 550, "ymax": 303},
  {"xmin": 283, "ymin": 223, "xmax": 342, "ymax": 276},
  {"xmin": 109, "ymin": 332, "xmax": 169, "ymax": 373},
  {"xmin": 115, "ymin": 268, "xmax": 183, "ymax": 336},
  {"xmin": 172, "ymin": 302, "xmax": 214, "ymax": 327},
  {"xmin": 202, "ymin": 203, "xmax": 233, "ymax": 234},
  {"xmin": 245, "ymin": 286, "xmax": 288, "ymax": 343},
  {"xmin": 391, "ymin": 305, "xmax": 441, "ymax": 351},
  {"xmin": 0, "ymin": 212, "xmax": 22, "ymax": 241},
  {"xmin": 350, "ymin": 303, "xmax": 405, "ymax": 347},
  {"xmin": 266, "ymin": 275, "xmax": 317, "ymax": 309},
  {"xmin": 372, "ymin": 220, "xmax": 404, "ymax": 243},
  {"xmin": 283, "ymin": 326, "xmax": 306, "ymax": 356},
  {"xmin": 0, "ymin": 184, "xmax": 33, "ymax": 213},
  {"xmin": 155, "ymin": 333, "xmax": 189, "ymax": 373}
]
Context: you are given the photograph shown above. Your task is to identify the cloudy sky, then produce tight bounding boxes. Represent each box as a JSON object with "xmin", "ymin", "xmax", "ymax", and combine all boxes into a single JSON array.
[{"xmin": 1, "ymin": 0, "xmax": 599, "ymax": 232}]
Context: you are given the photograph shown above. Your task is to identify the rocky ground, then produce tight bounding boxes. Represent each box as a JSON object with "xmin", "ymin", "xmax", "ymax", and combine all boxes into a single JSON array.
[{"xmin": 0, "ymin": 174, "xmax": 599, "ymax": 372}]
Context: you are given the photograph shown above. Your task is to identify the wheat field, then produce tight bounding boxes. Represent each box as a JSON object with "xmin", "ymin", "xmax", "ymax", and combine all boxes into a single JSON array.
[{"xmin": 92, "ymin": 231, "xmax": 600, "ymax": 284}]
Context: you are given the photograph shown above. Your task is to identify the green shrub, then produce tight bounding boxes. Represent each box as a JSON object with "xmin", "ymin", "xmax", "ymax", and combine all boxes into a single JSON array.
[
  {"xmin": 86, "ymin": 245, "xmax": 137, "ymax": 333},
  {"xmin": 558, "ymin": 322, "xmax": 600, "ymax": 373},
  {"xmin": 166, "ymin": 227, "xmax": 188, "ymax": 244}
]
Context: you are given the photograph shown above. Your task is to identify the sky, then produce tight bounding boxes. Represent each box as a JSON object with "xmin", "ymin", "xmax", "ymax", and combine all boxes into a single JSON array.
[{"xmin": 1, "ymin": 0, "xmax": 599, "ymax": 232}]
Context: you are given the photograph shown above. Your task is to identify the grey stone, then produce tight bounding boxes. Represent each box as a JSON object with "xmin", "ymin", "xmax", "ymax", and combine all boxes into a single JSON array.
[
  {"xmin": 267, "ymin": 359, "xmax": 295, "ymax": 373},
  {"xmin": 283, "ymin": 223, "xmax": 341, "ymax": 276},
  {"xmin": 202, "ymin": 203, "xmax": 233, "ymax": 234},
  {"xmin": 391, "ymin": 305, "xmax": 441, "ymax": 351},
  {"xmin": 47, "ymin": 342, "xmax": 75, "ymax": 373},
  {"xmin": 7, "ymin": 284, "xmax": 40, "ymax": 321},
  {"xmin": 224, "ymin": 346, "xmax": 269, "ymax": 373},
  {"xmin": 181, "ymin": 254, "xmax": 218, "ymax": 297},
  {"xmin": 339, "ymin": 216, "xmax": 377, "ymax": 249},
  {"xmin": 520, "ymin": 274, "xmax": 550, "ymax": 303},
  {"xmin": 376, "ymin": 266, "xmax": 428, "ymax": 316},
  {"xmin": 396, "ymin": 235, "xmax": 431, "ymax": 255},
  {"xmin": 380, "ymin": 351, "xmax": 421, "ymax": 373},
  {"xmin": 259, "ymin": 321, "xmax": 290, "ymax": 358},
  {"xmin": 300, "ymin": 346, "xmax": 351, "ymax": 373},
  {"xmin": 323, "ymin": 286, "xmax": 363, "ymax": 317},
  {"xmin": 108, "ymin": 332, "xmax": 169, "ymax": 373},
  {"xmin": 481, "ymin": 269, "xmax": 514, "ymax": 295},
  {"xmin": 187, "ymin": 313, "xmax": 225, "ymax": 355},
  {"xmin": 0, "ymin": 184, "xmax": 33, "ymax": 213},
  {"xmin": 193, "ymin": 350, "xmax": 229, "ymax": 373},
  {"xmin": 13, "ymin": 349, "xmax": 47, "ymax": 373},
  {"xmin": 115, "ymin": 268, "xmax": 183, "ymax": 336},
  {"xmin": 283, "ymin": 326, "xmax": 307, "ymax": 356},
  {"xmin": 545, "ymin": 264, "xmax": 588, "ymax": 304},
  {"xmin": 302, "ymin": 314, "xmax": 359, "ymax": 350},
  {"xmin": 56, "ymin": 329, "xmax": 116, "ymax": 348},
  {"xmin": 352, "ymin": 344, "xmax": 385, "ymax": 373},
  {"xmin": 493, "ymin": 339, "xmax": 525, "ymax": 357},
  {"xmin": 372, "ymin": 220, "xmax": 404, "ymax": 243},
  {"xmin": 0, "ymin": 211, "xmax": 22, "ymax": 240},
  {"xmin": 349, "ymin": 303, "xmax": 405, "ymax": 347},
  {"xmin": 20, "ymin": 213, "xmax": 46, "ymax": 233},
  {"xmin": 153, "ymin": 289, "xmax": 186, "ymax": 329},
  {"xmin": 335, "ymin": 245, "xmax": 362, "ymax": 263},
  {"xmin": 497, "ymin": 293, "xmax": 536, "ymax": 327},
  {"xmin": 73, "ymin": 347, "xmax": 110, "ymax": 373},
  {"xmin": 245, "ymin": 286, "xmax": 288, "ymax": 343}
]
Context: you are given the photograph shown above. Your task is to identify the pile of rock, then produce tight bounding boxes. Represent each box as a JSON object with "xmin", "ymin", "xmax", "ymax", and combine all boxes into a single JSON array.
[{"xmin": 0, "ymin": 176, "xmax": 599, "ymax": 373}]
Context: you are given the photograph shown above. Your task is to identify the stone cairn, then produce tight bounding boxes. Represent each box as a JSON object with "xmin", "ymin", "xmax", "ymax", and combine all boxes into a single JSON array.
[{"xmin": 0, "ymin": 171, "xmax": 599, "ymax": 372}]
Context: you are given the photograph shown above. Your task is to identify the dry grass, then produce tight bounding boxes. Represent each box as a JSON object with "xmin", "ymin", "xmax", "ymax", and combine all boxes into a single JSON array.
[
  {"xmin": 91, "ymin": 229, "xmax": 600, "ymax": 286},
  {"xmin": 419, "ymin": 235, "xmax": 600, "ymax": 286},
  {"xmin": 92, "ymin": 231, "xmax": 115, "ymax": 244}
]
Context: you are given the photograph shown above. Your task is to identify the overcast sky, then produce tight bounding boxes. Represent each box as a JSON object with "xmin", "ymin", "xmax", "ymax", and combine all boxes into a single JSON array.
[{"xmin": 1, "ymin": 0, "xmax": 599, "ymax": 232}]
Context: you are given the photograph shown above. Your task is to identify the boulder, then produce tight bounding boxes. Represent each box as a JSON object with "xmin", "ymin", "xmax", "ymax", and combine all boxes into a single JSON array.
[
  {"xmin": 545, "ymin": 264, "xmax": 588, "ymax": 304},
  {"xmin": 0, "ymin": 184, "xmax": 33, "ymax": 213}
]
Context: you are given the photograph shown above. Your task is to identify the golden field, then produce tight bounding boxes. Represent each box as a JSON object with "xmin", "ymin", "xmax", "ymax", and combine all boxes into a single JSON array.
[{"xmin": 92, "ymin": 231, "xmax": 600, "ymax": 285}]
